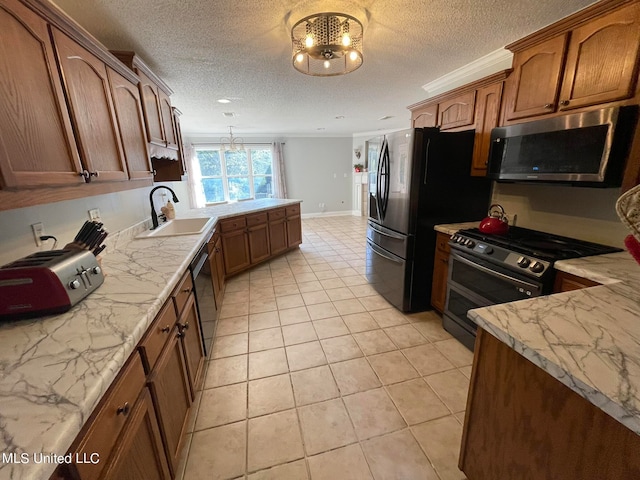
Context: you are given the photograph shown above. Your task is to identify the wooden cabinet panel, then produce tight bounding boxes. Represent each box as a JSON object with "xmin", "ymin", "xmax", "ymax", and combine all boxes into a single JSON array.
[
  {"xmin": 207, "ymin": 233, "xmax": 225, "ymax": 308},
  {"xmin": 269, "ymin": 218, "xmax": 288, "ymax": 256},
  {"xmin": 107, "ymin": 68, "xmax": 153, "ymax": 180},
  {"xmin": 137, "ymin": 70, "xmax": 164, "ymax": 147},
  {"xmin": 553, "ymin": 271, "xmax": 601, "ymax": 292},
  {"xmin": 70, "ymin": 354, "xmax": 146, "ymax": 480},
  {"xmin": 438, "ymin": 91, "xmax": 476, "ymax": 130},
  {"xmin": 412, "ymin": 104, "xmax": 438, "ymax": 128},
  {"xmin": 268, "ymin": 208, "xmax": 286, "ymax": 221},
  {"xmin": 147, "ymin": 326, "xmax": 192, "ymax": 476},
  {"xmin": 503, "ymin": 35, "xmax": 568, "ymax": 121},
  {"xmin": 220, "ymin": 216, "xmax": 247, "ymax": 233},
  {"xmin": 178, "ymin": 294, "xmax": 205, "ymax": 398},
  {"xmin": 558, "ymin": 3, "xmax": 640, "ymax": 111},
  {"xmin": 430, "ymin": 232, "xmax": 451, "ymax": 313},
  {"xmin": 158, "ymin": 90, "xmax": 178, "ymax": 149},
  {"xmin": 221, "ymin": 228, "xmax": 251, "ymax": 275},
  {"xmin": 460, "ymin": 328, "xmax": 640, "ymax": 479},
  {"xmin": 172, "ymin": 270, "xmax": 194, "ymax": 317},
  {"xmin": 101, "ymin": 388, "xmax": 171, "ymax": 480},
  {"xmin": 0, "ymin": 0, "xmax": 83, "ymax": 188},
  {"xmin": 286, "ymin": 214, "xmax": 302, "ymax": 248},
  {"xmin": 248, "ymin": 222, "xmax": 271, "ymax": 264},
  {"xmin": 139, "ymin": 300, "xmax": 177, "ymax": 374},
  {"xmin": 52, "ymin": 28, "xmax": 128, "ymax": 182},
  {"xmin": 471, "ymin": 82, "xmax": 503, "ymax": 175}
]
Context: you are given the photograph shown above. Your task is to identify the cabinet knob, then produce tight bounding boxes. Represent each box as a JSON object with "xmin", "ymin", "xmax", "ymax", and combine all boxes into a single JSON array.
[
  {"xmin": 79, "ymin": 170, "xmax": 90, "ymax": 182},
  {"xmin": 116, "ymin": 402, "xmax": 131, "ymax": 416},
  {"xmin": 543, "ymin": 103, "xmax": 554, "ymax": 109},
  {"xmin": 90, "ymin": 171, "xmax": 99, "ymax": 178},
  {"xmin": 176, "ymin": 331, "xmax": 185, "ymax": 338},
  {"xmin": 180, "ymin": 322, "xmax": 190, "ymax": 331},
  {"xmin": 559, "ymin": 100, "xmax": 570, "ymax": 106},
  {"xmin": 181, "ymin": 287, "xmax": 192, "ymax": 293},
  {"xmin": 161, "ymin": 325, "xmax": 171, "ymax": 333}
]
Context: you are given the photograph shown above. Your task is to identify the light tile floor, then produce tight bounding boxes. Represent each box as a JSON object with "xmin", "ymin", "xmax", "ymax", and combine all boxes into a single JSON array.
[{"xmin": 180, "ymin": 216, "xmax": 471, "ymax": 480}]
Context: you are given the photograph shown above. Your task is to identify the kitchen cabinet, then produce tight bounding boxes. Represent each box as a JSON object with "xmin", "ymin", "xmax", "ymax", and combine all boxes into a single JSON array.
[
  {"xmin": 52, "ymin": 28, "xmax": 129, "ymax": 183},
  {"xmin": 0, "ymin": 0, "xmax": 84, "ymax": 189},
  {"xmin": 107, "ymin": 68, "xmax": 154, "ymax": 180},
  {"xmin": 438, "ymin": 91, "xmax": 476, "ymax": 130},
  {"xmin": 412, "ymin": 104, "xmax": 438, "ymax": 128},
  {"xmin": 65, "ymin": 353, "xmax": 170, "ymax": 480},
  {"xmin": 247, "ymin": 212, "xmax": 271, "ymax": 264},
  {"xmin": 220, "ymin": 216, "xmax": 251, "ymax": 275},
  {"xmin": 553, "ymin": 270, "xmax": 601, "ymax": 292},
  {"xmin": 176, "ymin": 293, "xmax": 205, "ymax": 399},
  {"xmin": 460, "ymin": 327, "xmax": 640, "ymax": 479},
  {"xmin": 153, "ymin": 107, "xmax": 188, "ymax": 182},
  {"xmin": 503, "ymin": 2, "xmax": 640, "ymax": 121},
  {"xmin": 431, "ymin": 232, "xmax": 451, "ymax": 313},
  {"xmin": 471, "ymin": 82, "xmax": 503, "ymax": 175},
  {"xmin": 286, "ymin": 204, "xmax": 303, "ymax": 247},
  {"xmin": 268, "ymin": 208, "xmax": 288, "ymax": 256}
]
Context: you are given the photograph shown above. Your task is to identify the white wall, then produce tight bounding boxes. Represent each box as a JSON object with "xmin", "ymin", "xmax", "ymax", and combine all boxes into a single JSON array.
[
  {"xmin": 491, "ymin": 182, "xmax": 629, "ymax": 247},
  {"xmin": 0, "ymin": 181, "xmax": 189, "ymax": 266}
]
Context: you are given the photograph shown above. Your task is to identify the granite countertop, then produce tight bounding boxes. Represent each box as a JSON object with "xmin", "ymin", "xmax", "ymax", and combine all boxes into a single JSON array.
[
  {"xmin": 433, "ymin": 221, "xmax": 481, "ymax": 236},
  {"xmin": 468, "ymin": 250, "xmax": 640, "ymax": 434},
  {"xmin": 0, "ymin": 198, "xmax": 301, "ymax": 480}
]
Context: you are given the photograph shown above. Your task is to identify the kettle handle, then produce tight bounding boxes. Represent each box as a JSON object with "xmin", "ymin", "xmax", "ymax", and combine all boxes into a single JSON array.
[{"xmin": 488, "ymin": 204, "xmax": 508, "ymax": 222}]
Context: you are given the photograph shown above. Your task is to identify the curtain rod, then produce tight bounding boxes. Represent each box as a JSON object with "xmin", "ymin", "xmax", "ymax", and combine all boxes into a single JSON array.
[{"xmin": 191, "ymin": 142, "xmax": 285, "ymax": 146}]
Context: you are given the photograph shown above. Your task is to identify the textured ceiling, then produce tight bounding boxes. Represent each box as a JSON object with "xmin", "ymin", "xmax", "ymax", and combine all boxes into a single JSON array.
[{"xmin": 51, "ymin": 0, "xmax": 596, "ymax": 138}]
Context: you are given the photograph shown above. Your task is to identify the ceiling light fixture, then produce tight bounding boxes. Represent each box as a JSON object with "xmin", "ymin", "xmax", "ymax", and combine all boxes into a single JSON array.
[
  {"xmin": 217, "ymin": 98, "xmax": 231, "ymax": 104},
  {"xmin": 220, "ymin": 126, "xmax": 244, "ymax": 151},
  {"xmin": 291, "ymin": 12, "xmax": 363, "ymax": 77}
]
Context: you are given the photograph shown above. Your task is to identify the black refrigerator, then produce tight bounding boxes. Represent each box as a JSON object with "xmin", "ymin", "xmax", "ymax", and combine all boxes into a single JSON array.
[{"xmin": 365, "ymin": 128, "xmax": 491, "ymax": 312}]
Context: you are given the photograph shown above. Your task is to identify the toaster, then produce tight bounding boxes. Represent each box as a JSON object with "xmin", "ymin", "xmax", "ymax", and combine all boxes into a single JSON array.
[{"xmin": 0, "ymin": 249, "xmax": 105, "ymax": 320}]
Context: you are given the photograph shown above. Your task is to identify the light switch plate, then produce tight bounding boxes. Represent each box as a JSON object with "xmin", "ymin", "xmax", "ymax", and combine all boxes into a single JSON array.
[{"xmin": 88, "ymin": 208, "xmax": 101, "ymax": 222}]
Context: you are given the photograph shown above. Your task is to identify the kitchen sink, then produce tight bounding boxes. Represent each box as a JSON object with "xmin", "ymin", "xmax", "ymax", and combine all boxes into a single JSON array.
[{"xmin": 136, "ymin": 217, "xmax": 214, "ymax": 238}]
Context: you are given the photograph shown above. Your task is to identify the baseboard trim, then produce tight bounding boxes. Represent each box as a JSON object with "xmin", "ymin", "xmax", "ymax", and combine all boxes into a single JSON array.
[{"xmin": 301, "ymin": 211, "xmax": 353, "ymax": 219}]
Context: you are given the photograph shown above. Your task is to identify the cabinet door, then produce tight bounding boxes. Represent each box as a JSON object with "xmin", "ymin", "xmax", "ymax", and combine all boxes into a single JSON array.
[
  {"xmin": 553, "ymin": 271, "xmax": 600, "ymax": 292},
  {"xmin": 558, "ymin": 3, "xmax": 640, "ymax": 111},
  {"xmin": 137, "ymin": 70, "xmax": 165, "ymax": 147},
  {"xmin": 412, "ymin": 104, "xmax": 438, "ymax": 128},
  {"xmin": 269, "ymin": 219, "xmax": 288, "ymax": 256},
  {"xmin": 248, "ymin": 223, "xmax": 271, "ymax": 264},
  {"xmin": 221, "ymin": 229, "xmax": 251, "ymax": 275},
  {"xmin": 178, "ymin": 294, "xmax": 205, "ymax": 399},
  {"xmin": 503, "ymin": 35, "xmax": 567, "ymax": 121},
  {"xmin": 430, "ymin": 244, "xmax": 449, "ymax": 313},
  {"xmin": 107, "ymin": 68, "xmax": 153, "ymax": 180},
  {"xmin": 471, "ymin": 82, "xmax": 503, "ymax": 176},
  {"xmin": 102, "ymin": 388, "xmax": 171, "ymax": 480},
  {"xmin": 52, "ymin": 28, "xmax": 128, "ymax": 182},
  {"xmin": 158, "ymin": 90, "xmax": 178, "ymax": 149},
  {"xmin": 0, "ymin": 0, "xmax": 83, "ymax": 188},
  {"xmin": 147, "ymin": 326, "xmax": 192, "ymax": 476},
  {"xmin": 438, "ymin": 91, "xmax": 476, "ymax": 130},
  {"xmin": 207, "ymin": 235, "xmax": 223, "ymax": 307},
  {"xmin": 286, "ymin": 215, "xmax": 302, "ymax": 248}
]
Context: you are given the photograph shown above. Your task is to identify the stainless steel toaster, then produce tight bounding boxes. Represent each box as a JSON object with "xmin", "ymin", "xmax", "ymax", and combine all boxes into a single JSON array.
[{"xmin": 0, "ymin": 249, "xmax": 105, "ymax": 320}]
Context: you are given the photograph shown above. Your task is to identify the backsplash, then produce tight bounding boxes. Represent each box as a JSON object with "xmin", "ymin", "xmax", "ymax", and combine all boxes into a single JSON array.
[{"xmin": 491, "ymin": 182, "xmax": 629, "ymax": 248}]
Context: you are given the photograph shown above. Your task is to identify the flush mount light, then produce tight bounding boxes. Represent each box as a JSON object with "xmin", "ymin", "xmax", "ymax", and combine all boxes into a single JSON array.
[
  {"xmin": 291, "ymin": 12, "xmax": 363, "ymax": 77},
  {"xmin": 217, "ymin": 98, "xmax": 231, "ymax": 104}
]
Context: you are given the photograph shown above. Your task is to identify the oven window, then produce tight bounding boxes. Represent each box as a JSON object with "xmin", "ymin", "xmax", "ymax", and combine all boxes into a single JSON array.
[
  {"xmin": 449, "ymin": 255, "xmax": 536, "ymax": 304},
  {"xmin": 445, "ymin": 289, "xmax": 479, "ymax": 334}
]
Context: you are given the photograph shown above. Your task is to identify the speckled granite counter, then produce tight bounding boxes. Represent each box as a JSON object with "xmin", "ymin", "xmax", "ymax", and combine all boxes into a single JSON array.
[
  {"xmin": 0, "ymin": 198, "xmax": 301, "ymax": 480},
  {"xmin": 468, "ymin": 250, "xmax": 640, "ymax": 435}
]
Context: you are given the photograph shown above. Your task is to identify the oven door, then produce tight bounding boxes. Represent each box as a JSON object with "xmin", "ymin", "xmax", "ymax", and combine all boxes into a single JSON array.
[{"xmin": 443, "ymin": 250, "xmax": 543, "ymax": 350}]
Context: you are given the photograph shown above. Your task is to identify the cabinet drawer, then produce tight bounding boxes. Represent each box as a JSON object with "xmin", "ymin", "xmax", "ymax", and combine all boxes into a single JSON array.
[
  {"xmin": 72, "ymin": 354, "xmax": 146, "ymax": 480},
  {"xmin": 220, "ymin": 216, "xmax": 247, "ymax": 232},
  {"xmin": 436, "ymin": 232, "xmax": 451, "ymax": 254},
  {"xmin": 285, "ymin": 204, "xmax": 300, "ymax": 217},
  {"xmin": 246, "ymin": 212, "xmax": 268, "ymax": 226},
  {"xmin": 139, "ymin": 300, "xmax": 177, "ymax": 373},
  {"xmin": 268, "ymin": 208, "xmax": 286, "ymax": 221},
  {"xmin": 172, "ymin": 270, "xmax": 193, "ymax": 316}
]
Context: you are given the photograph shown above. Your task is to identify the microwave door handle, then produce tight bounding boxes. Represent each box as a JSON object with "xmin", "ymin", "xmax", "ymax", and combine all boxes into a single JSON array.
[{"xmin": 451, "ymin": 253, "xmax": 542, "ymax": 294}]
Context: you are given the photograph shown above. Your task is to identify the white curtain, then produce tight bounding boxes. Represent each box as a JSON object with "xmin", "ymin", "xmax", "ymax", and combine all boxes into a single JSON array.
[
  {"xmin": 271, "ymin": 142, "xmax": 287, "ymax": 199},
  {"xmin": 185, "ymin": 144, "xmax": 206, "ymax": 208}
]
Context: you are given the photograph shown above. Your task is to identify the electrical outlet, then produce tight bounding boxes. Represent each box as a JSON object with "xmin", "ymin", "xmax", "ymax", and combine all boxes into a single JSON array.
[
  {"xmin": 88, "ymin": 208, "xmax": 101, "ymax": 222},
  {"xmin": 31, "ymin": 222, "xmax": 44, "ymax": 247}
]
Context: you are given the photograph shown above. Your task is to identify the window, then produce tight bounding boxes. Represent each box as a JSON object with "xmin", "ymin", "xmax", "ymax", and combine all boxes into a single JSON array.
[{"xmin": 195, "ymin": 146, "xmax": 273, "ymax": 204}]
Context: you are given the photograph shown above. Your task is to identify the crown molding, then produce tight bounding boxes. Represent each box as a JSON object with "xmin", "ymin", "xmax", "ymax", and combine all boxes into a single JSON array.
[{"xmin": 421, "ymin": 48, "xmax": 513, "ymax": 98}]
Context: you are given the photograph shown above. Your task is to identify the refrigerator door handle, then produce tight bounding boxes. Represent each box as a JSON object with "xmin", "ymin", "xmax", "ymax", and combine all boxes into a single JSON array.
[
  {"xmin": 424, "ymin": 138, "xmax": 431, "ymax": 185},
  {"xmin": 368, "ymin": 223, "xmax": 405, "ymax": 240},
  {"xmin": 379, "ymin": 140, "xmax": 390, "ymax": 219},
  {"xmin": 367, "ymin": 239, "xmax": 404, "ymax": 264},
  {"xmin": 375, "ymin": 138, "xmax": 386, "ymax": 219}
]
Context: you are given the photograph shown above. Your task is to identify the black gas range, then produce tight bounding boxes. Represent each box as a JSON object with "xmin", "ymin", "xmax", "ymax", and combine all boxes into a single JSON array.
[{"xmin": 443, "ymin": 226, "xmax": 621, "ymax": 350}]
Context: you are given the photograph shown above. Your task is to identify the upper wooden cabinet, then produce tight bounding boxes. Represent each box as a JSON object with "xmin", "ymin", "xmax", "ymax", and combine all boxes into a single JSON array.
[
  {"xmin": 0, "ymin": 0, "xmax": 84, "ymax": 189},
  {"xmin": 137, "ymin": 69, "xmax": 165, "ymax": 147},
  {"xmin": 412, "ymin": 104, "xmax": 438, "ymax": 128},
  {"xmin": 472, "ymin": 82, "xmax": 504, "ymax": 175},
  {"xmin": 438, "ymin": 91, "xmax": 476, "ymax": 130},
  {"xmin": 503, "ymin": 1, "xmax": 640, "ymax": 121},
  {"xmin": 52, "ymin": 28, "xmax": 129, "ymax": 183}
]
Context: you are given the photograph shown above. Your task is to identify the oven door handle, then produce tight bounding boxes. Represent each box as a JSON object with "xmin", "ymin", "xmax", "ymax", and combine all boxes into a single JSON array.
[
  {"xmin": 367, "ymin": 239, "xmax": 404, "ymax": 264},
  {"xmin": 368, "ymin": 223, "xmax": 405, "ymax": 240},
  {"xmin": 451, "ymin": 252, "xmax": 541, "ymax": 294}
]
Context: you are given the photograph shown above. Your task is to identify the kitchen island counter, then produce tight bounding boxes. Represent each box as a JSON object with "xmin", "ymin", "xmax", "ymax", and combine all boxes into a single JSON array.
[{"xmin": 0, "ymin": 198, "xmax": 301, "ymax": 480}]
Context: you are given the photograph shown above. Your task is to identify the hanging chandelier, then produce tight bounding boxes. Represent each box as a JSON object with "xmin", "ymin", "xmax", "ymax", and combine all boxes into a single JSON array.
[
  {"xmin": 220, "ymin": 126, "xmax": 244, "ymax": 151},
  {"xmin": 291, "ymin": 12, "xmax": 363, "ymax": 77}
]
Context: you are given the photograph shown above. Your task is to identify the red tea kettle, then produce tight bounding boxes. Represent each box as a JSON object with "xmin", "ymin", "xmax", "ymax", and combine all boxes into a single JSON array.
[{"xmin": 479, "ymin": 204, "xmax": 509, "ymax": 235}]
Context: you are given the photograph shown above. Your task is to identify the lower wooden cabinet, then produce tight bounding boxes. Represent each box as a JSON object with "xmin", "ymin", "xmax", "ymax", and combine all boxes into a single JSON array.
[
  {"xmin": 553, "ymin": 270, "xmax": 601, "ymax": 292},
  {"xmin": 177, "ymin": 293, "xmax": 205, "ymax": 399},
  {"xmin": 221, "ymin": 226, "xmax": 251, "ymax": 275},
  {"xmin": 247, "ymin": 213, "xmax": 271, "ymax": 264},
  {"xmin": 431, "ymin": 232, "xmax": 451, "ymax": 313}
]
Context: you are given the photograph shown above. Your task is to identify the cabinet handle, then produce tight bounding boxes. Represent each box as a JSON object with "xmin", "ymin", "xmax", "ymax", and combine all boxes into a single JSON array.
[
  {"xmin": 176, "ymin": 331, "xmax": 185, "ymax": 338},
  {"xmin": 543, "ymin": 103, "xmax": 554, "ymax": 109},
  {"xmin": 161, "ymin": 325, "xmax": 171, "ymax": 333},
  {"xmin": 559, "ymin": 100, "xmax": 570, "ymax": 106},
  {"xmin": 90, "ymin": 171, "xmax": 99, "ymax": 178},
  {"xmin": 79, "ymin": 170, "xmax": 90, "ymax": 182},
  {"xmin": 180, "ymin": 322, "xmax": 190, "ymax": 330},
  {"xmin": 116, "ymin": 402, "xmax": 131, "ymax": 416},
  {"xmin": 181, "ymin": 288, "xmax": 191, "ymax": 293}
]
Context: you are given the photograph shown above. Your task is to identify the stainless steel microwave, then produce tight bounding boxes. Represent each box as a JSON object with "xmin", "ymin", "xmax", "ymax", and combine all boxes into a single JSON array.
[{"xmin": 487, "ymin": 106, "xmax": 637, "ymax": 186}]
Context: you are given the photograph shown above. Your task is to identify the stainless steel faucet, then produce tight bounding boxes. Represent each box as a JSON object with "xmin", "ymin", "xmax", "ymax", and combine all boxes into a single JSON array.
[{"xmin": 149, "ymin": 186, "xmax": 180, "ymax": 229}]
